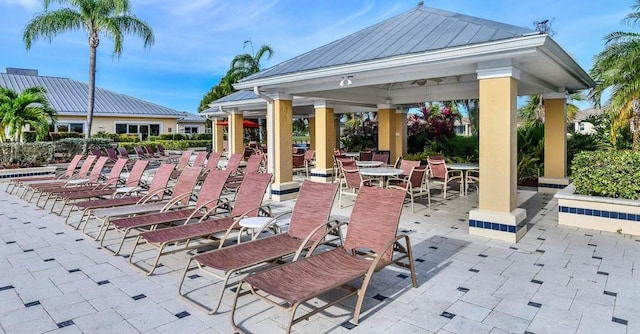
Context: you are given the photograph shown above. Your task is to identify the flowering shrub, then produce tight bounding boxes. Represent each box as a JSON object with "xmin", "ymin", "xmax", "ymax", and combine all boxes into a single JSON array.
[
  {"xmin": 340, "ymin": 118, "xmax": 377, "ymax": 151},
  {"xmin": 407, "ymin": 103, "xmax": 461, "ymax": 154}
]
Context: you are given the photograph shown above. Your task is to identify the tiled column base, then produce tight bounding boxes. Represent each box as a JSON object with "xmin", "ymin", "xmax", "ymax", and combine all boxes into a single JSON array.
[
  {"xmin": 271, "ymin": 181, "xmax": 300, "ymax": 202},
  {"xmin": 538, "ymin": 176, "xmax": 570, "ymax": 194},
  {"xmin": 469, "ymin": 208, "xmax": 527, "ymax": 243},
  {"xmin": 310, "ymin": 168, "xmax": 334, "ymax": 183}
]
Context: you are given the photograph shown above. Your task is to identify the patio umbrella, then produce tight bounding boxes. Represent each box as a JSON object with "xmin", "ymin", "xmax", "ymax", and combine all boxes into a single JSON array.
[{"xmin": 215, "ymin": 120, "xmax": 260, "ymax": 128}]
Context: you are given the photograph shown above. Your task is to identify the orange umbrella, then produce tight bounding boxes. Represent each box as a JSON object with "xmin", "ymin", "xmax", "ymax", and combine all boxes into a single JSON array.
[{"xmin": 215, "ymin": 120, "xmax": 260, "ymax": 128}]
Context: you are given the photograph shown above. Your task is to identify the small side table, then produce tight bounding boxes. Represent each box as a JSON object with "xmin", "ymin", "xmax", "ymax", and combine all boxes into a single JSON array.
[{"xmin": 238, "ymin": 216, "xmax": 273, "ymax": 242}]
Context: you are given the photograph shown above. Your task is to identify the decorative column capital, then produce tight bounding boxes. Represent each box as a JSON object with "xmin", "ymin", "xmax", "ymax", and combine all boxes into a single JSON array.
[{"xmin": 476, "ymin": 66, "xmax": 521, "ymax": 80}]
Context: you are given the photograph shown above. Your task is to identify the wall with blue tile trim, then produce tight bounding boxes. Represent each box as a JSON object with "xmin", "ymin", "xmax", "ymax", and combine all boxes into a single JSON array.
[
  {"xmin": 538, "ymin": 183, "xmax": 567, "ymax": 189},
  {"xmin": 1, "ymin": 171, "xmax": 55, "ymax": 179},
  {"xmin": 469, "ymin": 219, "xmax": 520, "ymax": 233},
  {"xmin": 271, "ymin": 187, "xmax": 300, "ymax": 196},
  {"xmin": 559, "ymin": 206, "xmax": 640, "ymax": 222}
]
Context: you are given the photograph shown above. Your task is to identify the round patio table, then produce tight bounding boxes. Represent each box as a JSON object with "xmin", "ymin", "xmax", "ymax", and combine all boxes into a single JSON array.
[
  {"xmin": 344, "ymin": 152, "xmax": 360, "ymax": 158},
  {"xmin": 359, "ymin": 167, "xmax": 403, "ymax": 187},
  {"xmin": 356, "ymin": 161, "xmax": 384, "ymax": 168},
  {"xmin": 447, "ymin": 163, "xmax": 479, "ymax": 196},
  {"xmin": 238, "ymin": 216, "xmax": 273, "ymax": 242}
]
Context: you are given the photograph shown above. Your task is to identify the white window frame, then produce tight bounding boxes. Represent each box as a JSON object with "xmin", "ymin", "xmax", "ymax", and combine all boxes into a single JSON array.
[{"xmin": 51, "ymin": 121, "xmax": 86, "ymax": 133}]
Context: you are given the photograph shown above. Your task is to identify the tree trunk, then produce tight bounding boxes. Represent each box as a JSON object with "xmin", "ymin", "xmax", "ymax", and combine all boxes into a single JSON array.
[{"xmin": 87, "ymin": 43, "xmax": 97, "ymax": 140}]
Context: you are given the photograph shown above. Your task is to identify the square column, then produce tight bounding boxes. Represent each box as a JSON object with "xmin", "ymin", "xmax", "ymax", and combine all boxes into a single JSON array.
[
  {"xmin": 470, "ymin": 67, "xmax": 526, "ymax": 243},
  {"xmin": 377, "ymin": 105, "xmax": 396, "ymax": 161},
  {"xmin": 308, "ymin": 116, "xmax": 316, "ymax": 151},
  {"xmin": 212, "ymin": 119, "xmax": 224, "ymax": 153},
  {"xmin": 271, "ymin": 96, "xmax": 298, "ymax": 201},
  {"xmin": 310, "ymin": 102, "xmax": 335, "ymax": 183},
  {"xmin": 229, "ymin": 111, "xmax": 244, "ymax": 155},
  {"xmin": 395, "ymin": 109, "xmax": 408, "ymax": 161},
  {"xmin": 539, "ymin": 93, "xmax": 570, "ymax": 193}
]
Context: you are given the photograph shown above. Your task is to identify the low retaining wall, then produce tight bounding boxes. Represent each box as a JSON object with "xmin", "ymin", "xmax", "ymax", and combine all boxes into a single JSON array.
[
  {"xmin": 0, "ymin": 166, "xmax": 57, "ymax": 182},
  {"xmin": 555, "ymin": 184, "xmax": 640, "ymax": 236}
]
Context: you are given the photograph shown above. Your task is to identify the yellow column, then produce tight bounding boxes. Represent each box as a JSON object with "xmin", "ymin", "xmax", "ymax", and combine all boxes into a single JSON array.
[
  {"xmin": 230, "ymin": 111, "xmax": 244, "ymax": 155},
  {"xmin": 395, "ymin": 109, "xmax": 407, "ymax": 161},
  {"xmin": 540, "ymin": 94, "xmax": 570, "ymax": 193},
  {"xmin": 311, "ymin": 102, "xmax": 335, "ymax": 182},
  {"xmin": 469, "ymin": 67, "xmax": 526, "ymax": 243},
  {"xmin": 308, "ymin": 116, "xmax": 316, "ymax": 151},
  {"xmin": 377, "ymin": 105, "xmax": 396, "ymax": 161},
  {"xmin": 213, "ymin": 119, "xmax": 224, "ymax": 153},
  {"xmin": 271, "ymin": 96, "xmax": 298, "ymax": 201}
]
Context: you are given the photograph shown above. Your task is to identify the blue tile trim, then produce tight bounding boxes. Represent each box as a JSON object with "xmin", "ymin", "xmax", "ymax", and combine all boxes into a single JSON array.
[
  {"xmin": 1, "ymin": 171, "xmax": 55, "ymax": 179},
  {"xmin": 271, "ymin": 187, "xmax": 300, "ymax": 196},
  {"xmin": 469, "ymin": 219, "xmax": 522, "ymax": 233},
  {"xmin": 559, "ymin": 206, "xmax": 640, "ymax": 222},
  {"xmin": 538, "ymin": 183, "xmax": 567, "ymax": 189},
  {"xmin": 310, "ymin": 172, "xmax": 332, "ymax": 178}
]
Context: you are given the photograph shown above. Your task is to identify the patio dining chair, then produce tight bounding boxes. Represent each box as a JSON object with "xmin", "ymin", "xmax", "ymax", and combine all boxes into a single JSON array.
[
  {"xmin": 427, "ymin": 156, "xmax": 463, "ymax": 198},
  {"xmin": 230, "ymin": 186, "xmax": 417, "ymax": 334},
  {"xmin": 388, "ymin": 165, "xmax": 430, "ymax": 212},
  {"xmin": 178, "ymin": 179, "xmax": 340, "ymax": 314},
  {"xmin": 372, "ymin": 152, "xmax": 389, "ymax": 165},
  {"xmin": 127, "ymin": 172, "xmax": 272, "ymax": 275},
  {"xmin": 359, "ymin": 150, "xmax": 373, "ymax": 161},
  {"xmin": 292, "ymin": 153, "xmax": 307, "ymax": 177},
  {"xmin": 338, "ymin": 163, "xmax": 371, "ymax": 208},
  {"xmin": 465, "ymin": 169, "xmax": 480, "ymax": 195}
]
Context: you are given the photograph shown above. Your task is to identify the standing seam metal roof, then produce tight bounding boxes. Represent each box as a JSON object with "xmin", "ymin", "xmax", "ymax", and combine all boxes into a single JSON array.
[{"xmin": 240, "ymin": 6, "xmax": 535, "ymax": 82}]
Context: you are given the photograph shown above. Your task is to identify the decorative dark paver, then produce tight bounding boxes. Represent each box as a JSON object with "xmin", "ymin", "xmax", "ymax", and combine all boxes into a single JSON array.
[
  {"xmin": 341, "ymin": 321, "xmax": 357, "ymax": 329},
  {"xmin": 68, "ymin": 269, "xmax": 81, "ymax": 273},
  {"xmin": 132, "ymin": 294, "xmax": 146, "ymax": 300},
  {"xmin": 188, "ymin": 274, "xmax": 201, "ymax": 279},
  {"xmin": 527, "ymin": 301, "xmax": 542, "ymax": 308},
  {"xmin": 457, "ymin": 287, "xmax": 469, "ymax": 293},
  {"xmin": 373, "ymin": 294, "xmax": 387, "ymax": 301},
  {"xmin": 44, "ymin": 258, "xmax": 54, "ymax": 262},
  {"xmin": 604, "ymin": 291, "xmax": 617, "ymax": 297},
  {"xmin": 440, "ymin": 311, "xmax": 456, "ymax": 319},
  {"xmin": 612, "ymin": 317, "xmax": 628, "ymax": 325},
  {"xmin": 478, "ymin": 254, "xmax": 488, "ymax": 258},
  {"xmin": 0, "ymin": 285, "xmax": 14, "ymax": 291},
  {"xmin": 96, "ymin": 280, "xmax": 110, "ymax": 286},
  {"xmin": 469, "ymin": 268, "xmax": 480, "ymax": 273},
  {"xmin": 175, "ymin": 311, "xmax": 190, "ymax": 319},
  {"xmin": 57, "ymin": 320, "xmax": 74, "ymax": 328},
  {"xmin": 397, "ymin": 274, "xmax": 408, "ymax": 279},
  {"xmin": 531, "ymin": 279, "xmax": 544, "ymax": 285},
  {"xmin": 592, "ymin": 256, "xmax": 603, "ymax": 260},
  {"xmin": 535, "ymin": 249, "xmax": 546, "ymax": 253},
  {"xmin": 597, "ymin": 271, "xmax": 609, "ymax": 276},
  {"xmin": 24, "ymin": 301, "xmax": 40, "ymax": 307}
]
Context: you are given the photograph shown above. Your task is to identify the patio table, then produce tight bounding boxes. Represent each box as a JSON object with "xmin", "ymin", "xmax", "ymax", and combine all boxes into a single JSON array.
[
  {"xmin": 447, "ymin": 163, "xmax": 479, "ymax": 195},
  {"xmin": 237, "ymin": 216, "xmax": 273, "ymax": 242},
  {"xmin": 359, "ymin": 167, "xmax": 403, "ymax": 187},
  {"xmin": 356, "ymin": 161, "xmax": 384, "ymax": 168}
]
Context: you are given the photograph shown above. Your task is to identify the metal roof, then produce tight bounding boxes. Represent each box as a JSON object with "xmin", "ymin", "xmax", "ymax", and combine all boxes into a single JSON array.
[
  {"xmin": 0, "ymin": 71, "xmax": 202, "ymax": 120},
  {"xmin": 241, "ymin": 5, "xmax": 535, "ymax": 82},
  {"xmin": 212, "ymin": 90, "xmax": 259, "ymax": 103}
]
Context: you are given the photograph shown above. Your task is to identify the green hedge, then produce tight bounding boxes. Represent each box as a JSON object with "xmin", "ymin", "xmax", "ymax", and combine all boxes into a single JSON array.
[
  {"xmin": 116, "ymin": 140, "xmax": 212, "ymax": 153},
  {"xmin": 0, "ymin": 142, "xmax": 54, "ymax": 167},
  {"xmin": 572, "ymin": 150, "xmax": 640, "ymax": 200},
  {"xmin": 94, "ymin": 132, "xmax": 140, "ymax": 142},
  {"xmin": 54, "ymin": 138, "xmax": 114, "ymax": 160}
]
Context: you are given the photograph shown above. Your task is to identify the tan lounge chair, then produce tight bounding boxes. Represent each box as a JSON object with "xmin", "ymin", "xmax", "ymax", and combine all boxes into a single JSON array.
[
  {"xmin": 178, "ymin": 180, "xmax": 340, "ymax": 314},
  {"xmin": 230, "ymin": 186, "xmax": 417, "ymax": 334}
]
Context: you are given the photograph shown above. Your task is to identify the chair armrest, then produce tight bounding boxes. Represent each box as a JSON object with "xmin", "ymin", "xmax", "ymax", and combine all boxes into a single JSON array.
[
  {"xmin": 250, "ymin": 210, "xmax": 294, "ymax": 237},
  {"xmin": 159, "ymin": 191, "xmax": 196, "ymax": 212},
  {"xmin": 364, "ymin": 234, "xmax": 416, "ymax": 287},
  {"xmin": 137, "ymin": 186, "xmax": 170, "ymax": 204},
  {"xmin": 301, "ymin": 220, "xmax": 349, "ymax": 260}
]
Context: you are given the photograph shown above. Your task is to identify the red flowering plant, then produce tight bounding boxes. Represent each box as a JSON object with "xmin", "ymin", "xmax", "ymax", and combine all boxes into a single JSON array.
[
  {"xmin": 407, "ymin": 102, "xmax": 461, "ymax": 154},
  {"xmin": 340, "ymin": 114, "xmax": 378, "ymax": 151}
]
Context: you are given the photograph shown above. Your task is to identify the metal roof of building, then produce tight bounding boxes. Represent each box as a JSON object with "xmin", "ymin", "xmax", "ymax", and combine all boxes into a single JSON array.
[
  {"xmin": 241, "ymin": 5, "xmax": 535, "ymax": 82},
  {"xmin": 213, "ymin": 90, "xmax": 259, "ymax": 103},
  {"xmin": 0, "ymin": 70, "xmax": 204, "ymax": 122}
]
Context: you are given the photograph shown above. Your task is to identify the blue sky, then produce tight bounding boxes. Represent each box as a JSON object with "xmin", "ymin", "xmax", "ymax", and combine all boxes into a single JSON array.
[{"xmin": 0, "ymin": 0, "xmax": 635, "ymax": 112}]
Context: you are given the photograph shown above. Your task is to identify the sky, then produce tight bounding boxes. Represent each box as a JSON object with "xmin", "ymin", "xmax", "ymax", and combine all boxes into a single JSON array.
[{"xmin": 0, "ymin": 0, "xmax": 636, "ymax": 113}]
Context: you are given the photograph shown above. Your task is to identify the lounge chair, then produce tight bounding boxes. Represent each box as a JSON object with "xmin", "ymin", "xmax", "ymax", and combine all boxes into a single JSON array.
[
  {"xmin": 224, "ymin": 153, "xmax": 243, "ymax": 176},
  {"xmin": 6, "ymin": 154, "xmax": 83, "ymax": 195},
  {"xmin": 101, "ymin": 169, "xmax": 231, "ymax": 256},
  {"xmin": 230, "ymin": 186, "xmax": 418, "ymax": 334},
  {"xmin": 71, "ymin": 162, "xmax": 169, "ymax": 229},
  {"xmin": 170, "ymin": 150, "xmax": 195, "ymax": 178},
  {"xmin": 178, "ymin": 179, "xmax": 339, "ymax": 314},
  {"xmin": 21, "ymin": 155, "xmax": 97, "ymax": 202},
  {"xmin": 127, "ymin": 172, "xmax": 272, "ymax": 275},
  {"xmin": 192, "ymin": 151, "xmax": 208, "ymax": 168},
  {"xmin": 84, "ymin": 166, "xmax": 201, "ymax": 241},
  {"xmin": 50, "ymin": 158, "xmax": 145, "ymax": 216},
  {"xmin": 225, "ymin": 154, "xmax": 263, "ymax": 192}
]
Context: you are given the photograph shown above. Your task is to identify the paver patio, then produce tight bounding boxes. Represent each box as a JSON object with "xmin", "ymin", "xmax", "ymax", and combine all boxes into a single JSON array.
[{"xmin": 1, "ymin": 180, "xmax": 639, "ymax": 334}]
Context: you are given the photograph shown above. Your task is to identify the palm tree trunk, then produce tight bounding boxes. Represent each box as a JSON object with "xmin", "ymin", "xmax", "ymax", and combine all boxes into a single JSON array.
[{"xmin": 87, "ymin": 36, "xmax": 98, "ymax": 141}]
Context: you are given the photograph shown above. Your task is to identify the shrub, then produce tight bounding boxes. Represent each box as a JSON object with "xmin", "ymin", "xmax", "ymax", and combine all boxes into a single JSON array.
[
  {"xmin": 54, "ymin": 138, "xmax": 113, "ymax": 160},
  {"xmin": 116, "ymin": 140, "xmax": 212, "ymax": 153},
  {"xmin": 572, "ymin": 150, "xmax": 640, "ymax": 200},
  {"xmin": 156, "ymin": 134, "xmax": 186, "ymax": 140},
  {"xmin": 49, "ymin": 132, "xmax": 83, "ymax": 141},
  {"xmin": 193, "ymin": 133, "xmax": 212, "ymax": 140},
  {"xmin": 0, "ymin": 142, "xmax": 53, "ymax": 167}
]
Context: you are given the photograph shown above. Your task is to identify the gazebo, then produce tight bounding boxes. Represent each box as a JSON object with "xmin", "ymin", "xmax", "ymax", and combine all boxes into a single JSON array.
[{"xmin": 202, "ymin": 4, "xmax": 594, "ymax": 243}]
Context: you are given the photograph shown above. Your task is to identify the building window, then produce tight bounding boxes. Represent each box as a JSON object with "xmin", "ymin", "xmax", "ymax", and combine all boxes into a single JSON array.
[
  {"xmin": 115, "ymin": 122, "xmax": 161, "ymax": 140},
  {"xmin": 454, "ymin": 125, "xmax": 466, "ymax": 135},
  {"xmin": 183, "ymin": 126, "xmax": 199, "ymax": 134},
  {"xmin": 50, "ymin": 122, "xmax": 84, "ymax": 133}
]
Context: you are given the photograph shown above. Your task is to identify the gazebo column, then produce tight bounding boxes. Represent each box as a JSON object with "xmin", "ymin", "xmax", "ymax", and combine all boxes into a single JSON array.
[
  {"xmin": 310, "ymin": 101, "xmax": 335, "ymax": 183},
  {"xmin": 395, "ymin": 108, "xmax": 408, "ymax": 162},
  {"xmin": 271, "ymin": 95, "xmax": 298, "ymax": 201},
  {"xmin": 308, "ymin": 116, "xmax": 316, "ymax": 151},
  {"xmin": 539, "ymin": 93, "xmax": 570, "ymax": 193},
  {"xmin": 334, "ymin": 115, "xmax": 341, "ymax": 150},
  {"xmin": 377, "ymin": 103, "xmax": 397, "ymax": 161},
  {"xmin": 212, "ymin": 119, "xmax": 225, "ymax": 153},
  {"xmin": 469, "ymin": 67, "xmax": 527, "ymax": 243},
  {"xmin": 229, "ymin": 110, "xmax": 244, "ymax": 155}
]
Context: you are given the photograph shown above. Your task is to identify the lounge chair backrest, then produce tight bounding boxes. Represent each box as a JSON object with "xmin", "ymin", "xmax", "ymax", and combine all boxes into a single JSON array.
[
  {"xmin": 177, "ymin": 151, "xmax": 194, "ymax": 170},
  {"xmin": 134, "ymin": 146, "xmax": 147, "ymax": 158},
  {"xmin": 171, "ymin": 166, "xmax": 202, "ymax": 203},
  {"xmin": 427, "ymin": 156, "xmax": 447, "ymax": 179},
  {"xmin": 230, "ymin": 172, "xmax": 272, "ymax": 218},
  {"xmin": 156, "ymin": 144, "xmax": 166, "ymax": 155},
  {"xmin": 204, "ymin": 152, "xmax": 222, "ymax": 172},
  {"xmin": 292, "ymin": 154, "xmax": 305, "ymax": 168},
  {"xmin": 105, "ymin": 158, "xmax": 128, "ymax": 186},
  {"xmin": 77, "ymin": 155, "xmax": 97, "ymax": 178},
  {"xmin": 196, "ymin": 169, "xmax": 231, "ymax": 210},
  {"xmin": 244, "ymin": 154, "xmax": 263, "ymax": 174},
  {"xmin": 63, "ymin": 155, "xmax": 83, "ymax": 177},
  {"xmin": 145, "ymin": 145, "xmax": 155, "ymax": 156},
  {"xmin": 117, "ymin": 147, "xmax": 129, "ymax": 158},
  {"xmin": 399, "ymin": 160, "xmax": 421, "ymax": 176},
  {"xmin": 91, "ymin": 148, "xmax": 102, "ymax": 157},
  {"xmin": 225, "ymin": 154, "xmax": 243, "ymax": 175},
  {"xmin": 125, "ymin": 160, "xmax": 149, "ymax": 187},
  {"xmin": 106, "ymin": 148, "xmax": 119, "ymax": 161},
  {"xmin": 287, "ymin": 180, "xmax": 339, "ymax": 242},
  {"xmin": 192, "ymin": 151, "xmax": 208, "ymax": 167},
  {"xmin": 147, "ymin": 163, "xmax": 175, "ymax": 200},
  {"xmin": 343, "ymin": 187, "xmax": 405, "ymax": 262},
  {"xmin": 89, "ymin": 157, "xmax": 109, "ymax": 183}
]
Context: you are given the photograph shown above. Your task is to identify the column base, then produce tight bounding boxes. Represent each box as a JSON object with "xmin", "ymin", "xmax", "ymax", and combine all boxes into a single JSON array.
[
  {"xmin": 538, "ymin": 177, "xmax": 570, "ymax": 194},
  {"xmin": 468, "ymin": 208, "xmax": 527, "ymax": 243},
  {"xmin": 310, "ymin": 168, "xmax": 334, "ymax": 183},
  {"xmin": 271, "ymin": 181, "xmax": 300, "ymax": 202}
]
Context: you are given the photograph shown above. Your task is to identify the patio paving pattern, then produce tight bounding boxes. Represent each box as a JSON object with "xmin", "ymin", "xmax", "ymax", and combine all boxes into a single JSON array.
[{"xmin": 1, "ymin": 181, "xmax": 639, "ymax": 333}]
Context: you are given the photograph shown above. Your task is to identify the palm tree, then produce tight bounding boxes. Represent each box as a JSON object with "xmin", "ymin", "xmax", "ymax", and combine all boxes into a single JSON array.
[
  {"xmin": 0, "ymin": 86, "xmax": 58, "ymax": 142},
  {"xmin": 518, "ymin": 92, "xmax": 585, "ymax": 125},
  {"xmin": 589, "ymin": 0, "xmax": 640, "ymax": 149},
  {"xmin": 23, "ymin": 0, "xmax": 154, "ymax": 139},
  {"xmin": 227, "ymin": 39, "xmax": 274, "ymax": 83}
]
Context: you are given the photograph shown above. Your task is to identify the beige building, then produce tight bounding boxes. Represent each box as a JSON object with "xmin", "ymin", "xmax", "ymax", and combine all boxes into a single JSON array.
[{"xmin": 0, "ymin": 67, "xmax": 205, "ymax": 140}]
